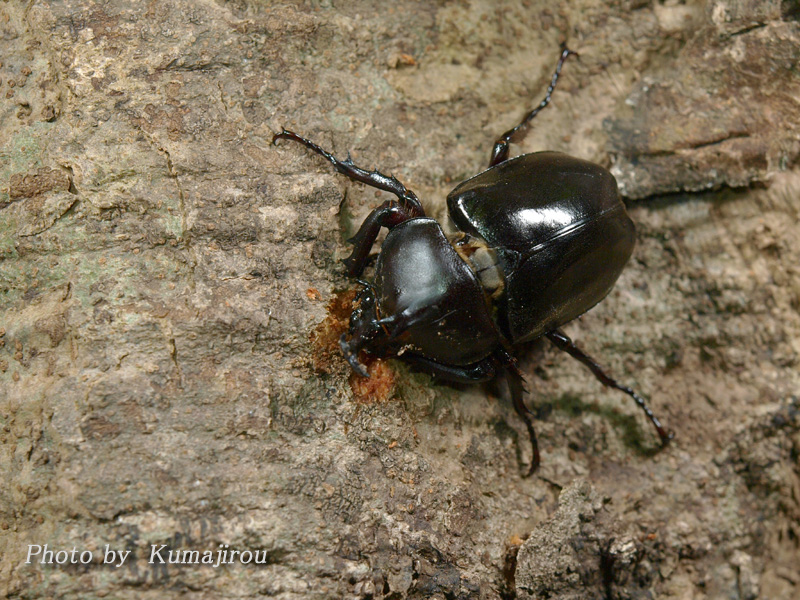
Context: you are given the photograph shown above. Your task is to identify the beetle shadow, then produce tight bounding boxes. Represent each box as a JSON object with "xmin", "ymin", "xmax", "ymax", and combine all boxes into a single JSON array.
[
  {"xmin": 541, "ymin": 392, "xmax": 663, "ymax": 458},
  {"xmin": 470, "ymin": 380, "xmax": 658, "ymax": 472},
  {"xmin": 508, "ymin": 339, "xmax": 666, "ymax": 458},
  {"xmin": 625, "ymin": 184, "xmax": 756, "ymax": 213}
]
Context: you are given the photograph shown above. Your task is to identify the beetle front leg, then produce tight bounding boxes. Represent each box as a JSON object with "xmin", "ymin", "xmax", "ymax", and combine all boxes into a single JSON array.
[
  {"xmin": 273, "ymin": 129, "xmax": 424, "ymax": 276},
  {"xmin": 273, "ymin": 129, "xmax": 425, "ymax": 217},
  {"xmin": 489, "ymin": 46, "xmax": 577, "ymax": 167},
  {"xmin": 340, "ymin": 286, "xmax": 385, "ymax": 377},
  {"xmin": 343, "ymin": 201, "xmax": 415, "ymax": 277},
  {"xmin": 546, "ymin": 328, "xmax": 674, "ymax": 446}
]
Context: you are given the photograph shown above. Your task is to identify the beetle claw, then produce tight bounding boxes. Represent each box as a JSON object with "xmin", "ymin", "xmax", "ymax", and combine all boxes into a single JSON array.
[
  {"xmin": 662, "ymin": 429, "xmax": 676, "ymax": 447},
  {"xmin": 272, "ymin": 127, "xmax": 292, "ymax": 145},
  {"xmin": 340, "ymin": 334, "xmax": 370, "ymax": 378},
  {"xmin": 525, "ymin": 455, "xmax": 540, "ymax": 477}
]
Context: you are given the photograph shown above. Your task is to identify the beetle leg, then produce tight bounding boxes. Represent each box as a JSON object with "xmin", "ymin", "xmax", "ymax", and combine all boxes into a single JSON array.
[
  {"xmin": 340, "ymin": 287, "xmax": 385, "ymax": 377},
  {"xmin": 343, "ymin": 201, "xmax": 415, "ymax": 277},
  {"xmin": 489, "ymin": 45, "xmax": 577, "ymax": 167},
  {"xmin": 354, "ymin": 279, "xmax": 377, "ymax": 299},
  {"xmin": 503, "ymin": 361, "xmax": 541, "ymax": 476},
  {"xmin": 400, "ymin": 353, "xmax": 498, "ymax": 383},
  {"xmin": 376, "ymin": 304, "xmax": 454, "ymax": 341},
  {"xmin": 545, "ymin": 328, "xmax": 675, "ymax": 446},
  {"xmin": 273, "ymin": 129, "xmax": 425, "ymax": 217},
  {"xmin": 342, "ymin": 301, "xmax": 453, "ymax": 377},
  {"xmin": 407, "ymin": 349, "xmax": 541, "ymax": 476}
]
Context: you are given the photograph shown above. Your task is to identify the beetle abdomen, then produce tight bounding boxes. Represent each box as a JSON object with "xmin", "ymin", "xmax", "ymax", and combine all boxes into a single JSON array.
[
  {"xmin": 447, "ymin": 152, "xmax": 635, "ymax": 343},
  {"xmin": 502, "ymin": 207, "xmax": 634, "ymax": 342}
]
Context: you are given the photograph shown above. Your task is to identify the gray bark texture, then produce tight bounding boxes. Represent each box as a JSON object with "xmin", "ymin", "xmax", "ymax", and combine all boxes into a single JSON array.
[{"xmin": 1, "ymin": 0, "xmax": 799, "ymax": 598}]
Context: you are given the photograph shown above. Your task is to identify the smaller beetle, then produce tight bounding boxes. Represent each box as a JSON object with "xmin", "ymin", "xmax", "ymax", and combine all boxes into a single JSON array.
[{"xmin": 274, "ymin": 47, "xmax": 672, "ymax": 474}]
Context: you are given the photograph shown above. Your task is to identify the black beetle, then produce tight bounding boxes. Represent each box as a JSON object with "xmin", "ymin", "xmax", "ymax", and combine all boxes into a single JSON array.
[{"xmin": 274, "ymin": 47, "xmax": 672, "ymax": 474}]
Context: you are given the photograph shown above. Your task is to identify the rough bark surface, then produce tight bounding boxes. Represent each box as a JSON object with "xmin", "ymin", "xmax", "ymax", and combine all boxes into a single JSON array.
[{"xmin": 1, "ymin": 1, "xmax": 799, "ymax": 598}]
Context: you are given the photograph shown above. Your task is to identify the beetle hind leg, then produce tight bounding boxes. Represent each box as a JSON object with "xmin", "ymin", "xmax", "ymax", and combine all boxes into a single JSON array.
[
  {"xmin": 546, "ymin": 328, "xmax": 674, "ymax": 446},
  {"xmin": 504, "ymin": 361, "xmax": 541, "ymax": 476},
  {"xmin": 489, "ymin": 45, "xmax": 577, "ymax": 167}
]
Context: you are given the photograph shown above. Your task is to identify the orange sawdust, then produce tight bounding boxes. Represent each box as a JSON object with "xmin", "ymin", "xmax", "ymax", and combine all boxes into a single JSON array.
[
  {"xmin": 310, "ymin": 289, "xmax": 397, "ymax": 403},
  {"xmin": 349, "ymin": 357, "xmax": 396, "ymax": 404},
  {"xmin": 309, "ymin": 289, "xmax": 357, "ymax": 375}
]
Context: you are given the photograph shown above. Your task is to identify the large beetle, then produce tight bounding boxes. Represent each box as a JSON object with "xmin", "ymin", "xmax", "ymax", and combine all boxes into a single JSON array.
[{"xmin": 274, "ymin": 48, "xmax": 672, "ymax": 474}]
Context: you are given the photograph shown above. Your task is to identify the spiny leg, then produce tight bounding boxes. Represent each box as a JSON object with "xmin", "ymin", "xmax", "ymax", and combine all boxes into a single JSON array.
[
  {"xmin": 401, "ymin": 353, "xmax": 498, "ymax": 384},
  {"xmin": 341, "ymin": 290, "xmax": 449, "ymax": 377},
  {"xmin": 273, "ymin": 129, "xmax": 424, "ymax": 216},
  {"xmin": 377, "ymin": 304, "xmax": 456, "ymax": 342},
  {"xmin": 339, "ymin": 285, "xmax": 384, "ymax": 377},
  {"xmin": 545, "ymin": 328, "xmax": 674, "ymax": 446},
  {"xmin": 489, "ymin": 46, "xmax": 577, "ymax": 167},
  {"xmin": 503, "ymin": 359, "xmax": 540, "ymax": 476},
  {"xmin": 342, "ymin": 200, "xmax": 415, "ymax": 277},
  {"xmin": 402, "ymin": 350, "xmax": 539, "ymax": 475}
]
